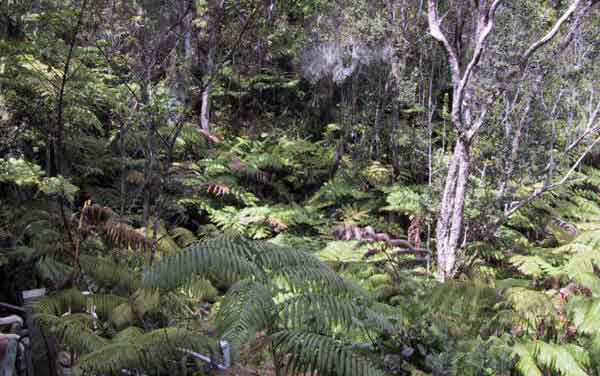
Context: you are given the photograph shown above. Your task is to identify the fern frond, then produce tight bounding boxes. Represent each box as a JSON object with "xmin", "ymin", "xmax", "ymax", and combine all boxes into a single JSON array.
[
  {"xmin": 80, "ymin": 254, "xmax": 139, "ymax": 293},
  {"xmin": 75, "ymin": 327, "xmax": 214, "ymax": 373},
  {"xmin": 34, "ymin": 289, "xmax": 86, "ymax": 315},
  {"xmin": 280, "ymin": 294, "xmax": 365, "ymax": 333},
  {"xmin": 110, "ymin": 303, "xmax": 136, "ymax": 329},
  {"xmin": 87, "ymin": 294, "xmax": 128, "ymax": 321},
  {"xmin": 180, "ymin": 276, "xmax": 219, "ymax": 301},
  {"xmin": 274, "ymin": 265, "xmax": 363, "ymax": 296},
  {"xmin": 271, "ymin": 330, "xmax": 385, "ymax": 376},
  {"xmin": 513, "ymin": 342, "xmax": 543, "ymax": 376},
  {"xmin": 216, "ymin": 280, "xmax": 275, "ymax": 361},
  {"xmin": 526, "ymin": 340, "xmax": 590, "ymax": 376},
  {"xmin": 33, "ymin": 313, "xmax": 107, "ymax": 353},
  {"xmin": 566, "ymin": 297, "xmax": 600, "ymax": 335},
  {"xmin": 113, "ymin": 326, "xmax": 143, "ymax": 342},
  {"xmin": 169, "ymin": 226, "xmax": 198, "ymax": 248},
  {"xmin": 143, "ymin": 234, "xmax": 261, "ymax": 289},
  {"xmin": 35, "ymin": 257, "xmax": 74, "ymax": 286},
  {"xmin": 510, "ymin": 255, "xmax": 554, "ymax": 279},
  {"xmin": 504, "ymin": 288, "xmax": 556, "ymax": 331}
]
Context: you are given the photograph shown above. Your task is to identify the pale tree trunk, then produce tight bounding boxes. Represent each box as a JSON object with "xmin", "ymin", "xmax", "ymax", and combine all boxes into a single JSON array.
[
  {"xmin": 436, "ymin": 138, "xmax": 470, "ymax": 280},
  {"xmin": 200, "ymin": 2, "xmax": 219, "ymax": 131},
  {"xmin": 428, "ymin": 0, "xmax": 590, "ymax": 281}
]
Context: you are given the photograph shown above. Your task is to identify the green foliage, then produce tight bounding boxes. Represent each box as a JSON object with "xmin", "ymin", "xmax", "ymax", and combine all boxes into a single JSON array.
[
  {"xmin": 75, "ymin": 328, "xmax": 214, "ymax": 374},
  {"xmin": 271, "ymin": 331, "xmax": 385, "ymax": 376},
  {"xmin": 145, "ymin": 235, "xmax": 383, "ymax": 375}
]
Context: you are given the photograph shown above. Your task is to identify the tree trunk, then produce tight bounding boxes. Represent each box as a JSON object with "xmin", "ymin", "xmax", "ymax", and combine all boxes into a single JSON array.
[
  {"xmin": 436, "ymin": 138, "xmax": 470, "ymax": 281},
  {"xmin": 199, "ymin": 4, "xmax": 218, "ymax": 131}
]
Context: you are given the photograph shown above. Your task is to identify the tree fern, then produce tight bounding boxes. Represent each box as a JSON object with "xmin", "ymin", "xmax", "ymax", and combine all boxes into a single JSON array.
[{"xmin": 144, "ymin": 234, "xmax": 384, "ymax": 375}]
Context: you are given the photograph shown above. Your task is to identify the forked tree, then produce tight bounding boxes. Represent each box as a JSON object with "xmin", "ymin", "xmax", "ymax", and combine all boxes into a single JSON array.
[{"xmin": 428, "ymin": 0, "xmax": 600, "ymax": 281}]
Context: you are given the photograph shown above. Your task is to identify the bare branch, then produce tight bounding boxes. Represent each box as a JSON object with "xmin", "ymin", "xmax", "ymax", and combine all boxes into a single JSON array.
[
  {"xmin": 505, "ymin": 133, "xmax": 600, "ymax": 217},
  {"xmin": 427, "ymin": 1, "xmax": 461, "ymax": 83},
  {"xmin": 428, "ymin": 0, "xmax": 501, "ymax": 134},
  {"xmin": 566, "ymin": 99, "xmax": 600, "ymax": 152},
  {"xmin": 521, "ymin": 0, "xmax": 582, "ymax": 65}
]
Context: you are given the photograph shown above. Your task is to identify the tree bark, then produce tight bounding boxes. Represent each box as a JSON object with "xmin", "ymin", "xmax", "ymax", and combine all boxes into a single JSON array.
[{"xmin": 436, "ymin": 138, "xmax": 470, "ymax": 280}]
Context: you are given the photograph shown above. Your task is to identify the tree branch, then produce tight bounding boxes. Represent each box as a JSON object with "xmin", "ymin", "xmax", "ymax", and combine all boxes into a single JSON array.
[
  {"xmin": 505, "ymin": 133, "xmax": 600, "ymax": 217},
  {"xmin": 521, "ymin": 0, "xmax": 582, "ymax": 66}
]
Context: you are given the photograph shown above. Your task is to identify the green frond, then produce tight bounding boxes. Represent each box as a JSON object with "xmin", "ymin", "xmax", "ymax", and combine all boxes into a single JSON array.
[
  {"xmin": 35, "ymin": 257, "xmax": 74, "ymax": 285},
  {"xmin": 504, "ymin": 288, "xmax": 556, "ymax": 331},
  {"xmin": 572, "ymin": 272, "xmax": 600, "ymax": 297},
  {"xmin": 252, "ymin": 240, "xmax": 325, "ymax": 271},
  {"xmin": 524, "ymin": 340, "xmax": 590, "ymax": 376},
  {"xmin": 34, "ymin": 289, "xmax": 86, "ymax": 315},
  {"xmin": 169, "ymin": 226, "xmax": 198, "ymax": 248},
  {"xmin": 280, "ymin": 293, "xmax": 366, "ymax": 333},
  {"xmin": 75, "ymin": 327, "xmax": 214, "ymax": 374},
  {"xmin": 558, "ymin": 247, "xmax": 600, "ymax": 280},
  {"xmin": 143, "ymin": 234, "xmax": 361, "ymax": 296},
  {"xmin": 80, "ymin": 254, "xmax": 140, "ymax": 292},
  {"xmin": 216, "ymin": 280, "xmax": 275, "ymax": 360},
  {"xmin": 566, "ymin": 297, "xmax": 600, "ymax": 335},
  {"xmin": 180, "ymin": 276, "xmax": 219, "ymax": 301},
  {"xmin": 33, "ymin": 313, "xmax": 107, "ymax": 353},
  {"xmin": 513, "ymin": 343, "xmax": 543, "ymax": 376},
  {"xmin": 110, "ymin": 303, "xmax": 136, "ymax": 329},
  {"xmin": 271, "ymin": 330, "xmax": 385, "ymax": 376},
  {"xmin": 87, "ymin": 294, "xmax": 128, "ymax": 321},
  {"xmin": 143, "ymin": 234, "xmax": 261, "ymax": 289},
  {"xmin": 130, "ymin": 288, "xmax": 160, "ymax": 317},
  {"xmin": 428, "ymin": 281, "xmax": 500, "ymax": 322},
  {"xmin": 274, "ymin": 265, "xmax": 363, "ymax": 296},
  {"xmin": 113, "ymin": 326, "xmax": 143, "ymax": 342},
  {"xmin": 361, "ymin": 303, "xmax": 402, "ymax": 335},
  {"xmin": 509, "ymin": 255, "xmax": 554, "ymax": 279}
]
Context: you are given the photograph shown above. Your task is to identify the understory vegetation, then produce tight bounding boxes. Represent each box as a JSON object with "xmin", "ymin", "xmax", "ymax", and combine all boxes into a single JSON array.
[{"xmin": 2, "ymin": 1, "xmax": 600, "ymax": 375}]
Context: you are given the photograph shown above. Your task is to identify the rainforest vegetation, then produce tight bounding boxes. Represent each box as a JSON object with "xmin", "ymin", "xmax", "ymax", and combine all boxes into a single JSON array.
[{"xmin": 2, "ymin": 1, "xmax": 600, "ymax": 375}]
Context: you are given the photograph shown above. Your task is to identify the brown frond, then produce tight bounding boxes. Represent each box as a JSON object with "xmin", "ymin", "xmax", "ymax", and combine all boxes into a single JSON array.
[
  {"xmin": 102, "ymin": 222, "xmax": 152, "ymax": 251},
  {"xmin": 266, "ymin": 218, "xmax": 288, "ymax": 232},
  {"xmin": 126, "ymin": 171, "xmax": 145, "ymax": 185},
  {"xmin": 82, "ymin": 204, "xmax": 116, "ymax": 226},
  {"xmin": 206, "ymin": 183, "xmax": 230, "ymax": 197}
]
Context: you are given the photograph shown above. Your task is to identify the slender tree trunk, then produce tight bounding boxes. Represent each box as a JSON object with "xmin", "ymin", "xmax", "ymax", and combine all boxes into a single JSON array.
[
  {"xmin": 53, "ymin": 0, "xmax": 88, "ymax": 176},
  {"xmin": 199, "ymin": 3, "xmax": 218, "ymax": 131}
]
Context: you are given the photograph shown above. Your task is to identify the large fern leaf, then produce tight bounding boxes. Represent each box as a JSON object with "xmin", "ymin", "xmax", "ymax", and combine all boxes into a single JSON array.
[
  {"xmin": 270, "ymin": 330, "xmax": 385, "ymax": 376},
  {"xmin": 75, "ymin": 327, "xmax": 214, "ymax": 373}
]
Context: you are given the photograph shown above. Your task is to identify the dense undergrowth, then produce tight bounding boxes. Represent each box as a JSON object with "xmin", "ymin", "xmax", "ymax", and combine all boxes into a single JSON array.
[{"xmin": 3, "ymin": 134, "xmax": 600, "ymax": 375}]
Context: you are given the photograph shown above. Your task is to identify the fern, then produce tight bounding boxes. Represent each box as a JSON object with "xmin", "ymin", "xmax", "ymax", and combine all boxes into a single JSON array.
[
  {"xmin": 80, "ymin": 254, "xmax": 140, "ymax": 293},
  {"xmin": 33, "ymin": 313, "xmax": 107, "ymax": 353},
  {"xmin": 75, "ymin": 327, "xmax": 214, "ymax": 373},
  {"xmin": 144, "ymin": 234, "xmax": 382, "ymax": 375},
  {"xmin": 271, "ymin": 331, "xmax": 385, "ymax": 376},
  {"xmin": 216, "ymin": 280, "xmax": 276, "ymax": 360},
  {"xmin": 514, "ymin": 340, "xmax": 590, "ymax": 376}
]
